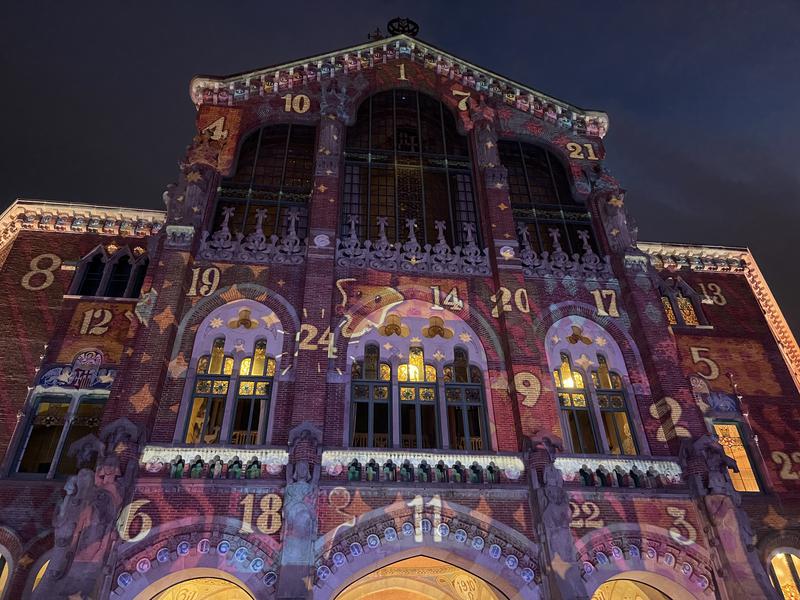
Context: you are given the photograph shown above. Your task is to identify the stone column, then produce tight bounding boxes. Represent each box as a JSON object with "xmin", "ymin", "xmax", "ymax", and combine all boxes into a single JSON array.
[
  {"xmin": 277, "ymin": 422, "xmax": 322, "ymax": 600},
  {"xmin": 681, "ymin": 435, "xmax": 779, "ymax": 599},
  {"xmin": 526, "ymin": 436, "xmax": 588, "ymax": 600}
]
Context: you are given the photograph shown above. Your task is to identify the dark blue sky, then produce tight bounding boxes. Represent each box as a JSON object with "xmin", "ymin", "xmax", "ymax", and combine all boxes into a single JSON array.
[{"xmin": 2, "ymin": 1, "xmax": 798, "ymax": 334}]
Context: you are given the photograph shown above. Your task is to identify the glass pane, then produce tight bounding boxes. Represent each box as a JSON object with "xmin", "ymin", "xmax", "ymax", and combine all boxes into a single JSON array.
[
  {"xmin": 465, "ymin": 387, "xmax": 481, "ymax": 403},
  {"xmin": 239, "ymin": 358, "xmax": 252, "ymax": 376},
  {"xmin": 212, "ymin": 380, "xmax": 229, "ymax": 394},
  {"xmin": 196, "ymin": 356, "xmax": 209, "ymax": 374},
  {"xmin": 373, "ymin": 385, "xmax": 389, "ymax": 400},
  {"xmin": 266, "ymin": 357, "xmax": 276, "ymax": 377},
  {"xmin": 194, "ymin": 379, "xmax": 212, "ymax": 394},
  {"xmin": 771, "ymin": 554, "xmax": 800, "ymax": 600},
  {"xmin": 364, "ymin": 346, "xmax": 378, "ymax": 380},
  {"xmin": 596, "ymin": 357, "xmax": 612, "ymax": 389},
  {"xmin": 400, "ymin": 387, "xmax": 415, "ymax": 401},
  {"xmin": 57, "ymin": 400, "xmax": 104, "ymax": 475},
  {"xmin": 559, "ymin": 393, "xmax": 572, "ymax": 407},
  {"xmin": 419, "ymin": 386, "xmax": 436, "ymax": 401},
  {"xmin": 469, "ymin": 366, "xmax": 482, "ymax": 384},
  {"xmin": 424, "ymin": 365, "xmax": 437, "ymax": 382},
  {"xmin": 352, "ymin": 384, "xmax": 369, "ymax": 400},
  {"xmin": 448, "ymin": 405, "xmax": 465, "ymax": 450},
  {"xmin": 232, "ymin": 398, "xmax": 256, "ymax": 445},
  {"xmin": 467, "ymin": 405, "xmax": 484, "ymax": 451},
  {"xmin": 398, "ymin": 364, "xmax": 409, "ymax": 382},
  {"xmin": 18, "ymin": 399, "xmax": 71, "ymax": 474},
  {"xmin": 373, "ymin": 402, "xmax": 389, "ymax": 448},
  {"xmin": 419, "ymin": 404, "xmax": 437, "ymax": 449},
  {"xmin": 352, "ymin": 403, "xmax": 369, "ymax": 447},
  {"xmin": 713, "ymin": 423, "xmax": 760, "ymax": 492},
  {"xmin": 186, "ymin": 397, "xmax": 207, "ymax": 444},
  {"xmin": 255, "ymin": 381, "xmax": 269, "ymax": 396},
  {"xmin": 205, "ymin": 398, "xmax": 224, "ymax": 443},
  {"xmin": 401, "ymin": 404, "xmax": 417, "ymax": 448},
  {"xmin": 251, "ymin": 342, "xmax": 267, "ymax": 376},
  {"xmin": 409, "ymin": 347, "xmax": 424, "ymax": 382},
  {"xmin": 209, "ymin": 339, "xmax": 225, "ymax": 374},
  {"xmin": 223, "ymin": 357, "xmax": 234, "ymax": 375},
  {"xmin": 574, "ymin": 410, "xmax": 598, "ymax": 454},
  {"xmin": 662, "ymin": 296, "xmax": 678, "ymax": 325},
  {"xmin": 572, "ymin": 393, "xmax": 587, "ymax": 407},
  {"xmin": 239, "ymin": 381, "xmax": 255, "ymax": 395},
  {"xmin": 443, "ymin": 365, "xmax": 453, "ymax": 383},
  {"xmin": 677, "ymin": 296, "xmax": 699, "ymax": 326},
  {"xmin": 446, "ymin": 387, "xmax": 462, "ymax": 402},
  {"xmin": 380, "ymin": 363, "xmax": 391, "ymax": 381}
]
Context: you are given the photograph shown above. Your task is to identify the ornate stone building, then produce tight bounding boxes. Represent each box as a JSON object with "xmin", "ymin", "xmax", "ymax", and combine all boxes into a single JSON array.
[{"xmin": 0, "ymin": 20, "xmax": 799, "ymax": 600}]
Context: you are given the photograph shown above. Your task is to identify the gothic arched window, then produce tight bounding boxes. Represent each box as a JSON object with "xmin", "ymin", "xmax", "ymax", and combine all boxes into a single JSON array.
[
  {"xmin": 213, "ymin": 124, "xmax": 316, "ymax": 240},
  {"xmin": 350, "ymin": 344, "xmax": 391, "ymax": 448},
  {"xmin": 232, "ymin": 340, "xmax": 276, "ymax": 445},
  {"xmin": 444, "ymin": 348, "xmax": 487, "ymax": 451},
  {"xmin": 71, "ymin": 246, "xmax": 149, "ymax": 299},
  {"xmin": 547, "ymin": 318, "xmax": 641, "ymax": 456},
  {"xmin": 499, "ymin": 140, "xmax": 597, "ymax": 256},
  {"xmin": 554, "ymin": 352, "xmax": 598, "ymax": 454},
  {"xmin": 398, "ymin": 346, "xmax": 439, "ymax": 449},
  {"xmin": 186, "ymin": 338, "xmax": 232, "ymax": 445},
  {"xmin": 342, "ymin": 89, "xmax": 480, "ymax": 247},
  {"xmin": 659, "ymin": 277, "xmax": 706, "ymax": 327},
  {"xmin": 592, "ymin": 355, "xmax": 637, "ymax": 455}
]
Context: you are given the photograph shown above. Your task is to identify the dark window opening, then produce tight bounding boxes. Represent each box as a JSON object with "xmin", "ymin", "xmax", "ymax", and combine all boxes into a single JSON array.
[
  {"xmin": 342, "ymin": 89, "xmax": 479, "ymax": 248},
  {"xmin": 214, "ymin": 124, "xmax": 316, "ymax": 240}
]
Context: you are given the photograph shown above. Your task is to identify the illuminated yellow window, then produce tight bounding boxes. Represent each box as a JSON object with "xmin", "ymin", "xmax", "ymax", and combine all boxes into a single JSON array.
[
  {"xmin": 661, "ymin": 296, "xmax": 677, "ymax": 325},
  {"xmin": 713, "ymin": 422, "xmax": 759, "ymax": 492},
  {"xmin": 676, "ymin": 295, "xmax": 699, "ymax": 326},
  {"xmin": 770, "ymin": 552, "xmax": 800, "ymax": 599}
]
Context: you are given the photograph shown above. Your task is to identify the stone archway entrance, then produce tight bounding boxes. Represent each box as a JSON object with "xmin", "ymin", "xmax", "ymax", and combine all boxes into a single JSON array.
[
  {"xmin": 592, "ymin": 579, "xmax": 672, "ymax": 599},
  {"xmin": 336, "ymin": 556, "xmax": 507, "ymax": 600},
  {"xmin": 132, "ymin": 568, "xmax": 254, "ymax": 600}
]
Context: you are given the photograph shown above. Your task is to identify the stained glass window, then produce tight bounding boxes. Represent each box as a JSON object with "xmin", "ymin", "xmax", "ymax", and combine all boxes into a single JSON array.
[
  {"xmin": 231, "ymin": 340, "xmax": 276, "ymax": 446},
  {"xmin": 342, "ymin": 90, "xmax": 480, "ymax": 248},
  {"xmin": 214, "ymin": 124, "xmax": 315, "ymax": 239},
  {"xmin": 445, "ymin": 349, "xmax": 487, "ymax": 451},
  {"xmin": 713, "ymin": 422, "xmax": 760, "ymax": 492},
  {"xmin": 187, "ymin": 338, "xmax": 231, "ymax": 445},
  {"xmin": 770, "ymin": 553, "xmax": 800, "ymax": 600},
  {"xmin": 661, "ymin": 296, "xmax": 678, "ymax": 325},
  {"xmin": 554, "ymin": 353, "xmax": 597, "ymax": 454},
  {"xmin": 350, "ymin": 345, "xmax": 391, "ymax": 448},
  {"xmin": 676, "ymin": 295, "xmax": 699, "ymax": 326},
  {"xmin": 592, "ymin": 355, "xmax": 637, "ymax": 456}
]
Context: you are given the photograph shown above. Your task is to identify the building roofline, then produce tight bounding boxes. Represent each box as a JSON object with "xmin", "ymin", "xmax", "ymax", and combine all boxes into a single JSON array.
[{"xmin": 188, "ymin": 34, "xmax": 609, "ymax": 136}]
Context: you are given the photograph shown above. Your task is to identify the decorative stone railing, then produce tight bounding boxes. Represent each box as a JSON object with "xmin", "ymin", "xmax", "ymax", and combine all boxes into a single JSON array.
[
  {"xmin": 198, "ymin": 206, "xmax": 306, "ymax": 264},
  {"xmin": 637, "ymin": 242, "xmax": 748, "ymax": 273},
  {"xmin": 518, "ymin": 224, "xmax": 614, "ymax": 279},
  {"xmin": 336, "ymin": 216, "xmax": 491, "ymax": 276},
  {"xmin": 321, "ymin": 449, "xmax": 524, "ymax": 483},
  {"xmin": 554, "ymin": 455, "xmax": 683, "ymax": 489},
  {"xmin": 140, "ymin": 444, "xmax": 288, "ymax": 479}
]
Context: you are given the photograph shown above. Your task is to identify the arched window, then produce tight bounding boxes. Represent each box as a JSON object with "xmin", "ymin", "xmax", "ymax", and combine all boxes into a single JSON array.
[
  {"xmin": 213, "ymin": 124, "xmax": 316, "ymax": 239},
  {"xmin": 15, "ymin": 350, "xmax": 112, "ymax": 478},
  {"xmin": 76, "ymin": 253, "xmax": 105, "ymax": 296},
  {"xmin": 554, "ymin": 352, "xmax": 597, "ymax": 454},
  {"xmin": 342, "ymin": 89, "xmax": 480, "ymax": 247},
  {"xmin": 186, "ymin": 338, "xmax": 233, "ymax": 445},
  {"xmin": 350, "ymin": 344, "xmax": 391, "ymax": 448},
  {"xmin": 658, "ymin": 277, "xmax": 707, "ymax": 327},
  {"xmin": 71, "ymin": 247, "xmax": 149, "ymax": 298},
  {"xmin": 444, "ymin": 348, "xmax": 487, "ymax": 450},
  {"xmin": 398, "ymin": 346, "xmax": 439, "ymax": 449},
  {"xmin": 547, "ymin": 318, "xmax": 640, "ymax": 456},
  {"xmin": 770, "ymin": 552, "xmax": 800, "ymax": 599},
  {"xmin": 231, "ymin": 340, "xmax": 276, "ymax": 445},
  {"xmin": 499, "ymin": 140, "xmax": 597, "ymax": 256},
  {"xmin": 179, "ymin": 301, "xmax": 284, "ymax": 447},
  {"xmin": 592, "ymin": 355, "xmax": 637, "ymax": 455}
]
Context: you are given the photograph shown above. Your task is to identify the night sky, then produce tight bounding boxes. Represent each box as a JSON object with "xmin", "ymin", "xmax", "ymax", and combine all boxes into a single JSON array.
[{"xmin": 2, "ymin": 2, "xmax": 798, "ymax": 335}]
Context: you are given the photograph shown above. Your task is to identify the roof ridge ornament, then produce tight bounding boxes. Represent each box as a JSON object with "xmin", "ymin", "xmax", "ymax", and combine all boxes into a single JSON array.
[{"xmin": 386, "ymin": 17, "xmax": 419, "ymax": 38}]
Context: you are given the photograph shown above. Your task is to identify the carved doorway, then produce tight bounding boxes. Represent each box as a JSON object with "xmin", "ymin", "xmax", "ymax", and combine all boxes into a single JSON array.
[
  {"xmin": 335, "ymin": 555, "xmax": 507, "ymax": 600},
  {"xmin": 592, "ymin": 579, "xmax": 673, "ymax": 600}
]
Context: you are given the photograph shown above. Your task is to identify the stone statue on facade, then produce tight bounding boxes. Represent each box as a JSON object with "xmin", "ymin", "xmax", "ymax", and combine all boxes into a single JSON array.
[
  {"xmin": 33, "ymin": 418, "xmax": 140, "ymax": 600},
  {"xmin": 277, "ymin": 422, "xmax": 322, "ymax": 600}
]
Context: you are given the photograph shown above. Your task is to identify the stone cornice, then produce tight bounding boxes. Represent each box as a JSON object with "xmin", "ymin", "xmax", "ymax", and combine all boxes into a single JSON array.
[
  {"xmin": 639, "ymin": 240, "xmax": 800, "ymax": 391},
  {"xmin": 189, "ymin": 34, "xmax": 609, "ymax": 138},
  {"xmin": 0, "ymin": 199, "xmax": 165, "ymax": 253}
]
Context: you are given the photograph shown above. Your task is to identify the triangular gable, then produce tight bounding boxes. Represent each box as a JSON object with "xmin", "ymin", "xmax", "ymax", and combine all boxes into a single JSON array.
[{"xmin": 189, "ymin": 34, "xmax": 609, "ymax": 138}]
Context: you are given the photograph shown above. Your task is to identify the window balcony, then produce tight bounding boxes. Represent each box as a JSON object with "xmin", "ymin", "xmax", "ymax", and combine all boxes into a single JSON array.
[
  {"xmin": 553, "ymin": 454, "xmax": 683, "ymax": 489},
  {"xmin": 139, "ymin": 444, "xmax": 288, "ymax": 480}
]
